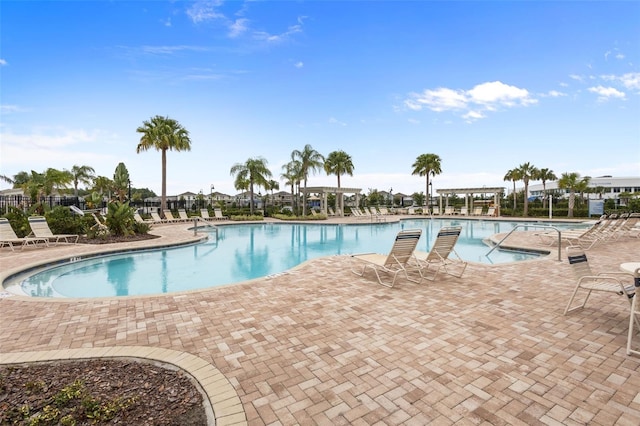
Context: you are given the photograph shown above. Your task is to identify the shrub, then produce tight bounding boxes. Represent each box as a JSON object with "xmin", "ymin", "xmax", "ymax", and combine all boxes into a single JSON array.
[
  {"xmin": 105, "ymin": 202, "xmax": 135, "ymax": 236},
  {"xmin": 46, "ymin": 206, "xmax": 87, "ymax": 235},
  {"xmin": 2, "ymin": 206, "xmax": 30, "ymax": 237}
]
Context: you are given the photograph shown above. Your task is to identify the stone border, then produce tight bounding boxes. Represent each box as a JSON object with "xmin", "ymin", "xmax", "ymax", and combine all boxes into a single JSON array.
[{"xmin": 0, "ymin": 346, "xmax": 247, "ymax": 426}]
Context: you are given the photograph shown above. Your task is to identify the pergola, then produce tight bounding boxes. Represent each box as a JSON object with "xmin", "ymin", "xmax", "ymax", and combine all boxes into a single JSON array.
[
  {"xmin": 300, "ymin": 186, "xmax": 362, "ymax": 216},
  {"xmin": 435, "ymin": 187, "xmax": 505, "ymax": 216}
]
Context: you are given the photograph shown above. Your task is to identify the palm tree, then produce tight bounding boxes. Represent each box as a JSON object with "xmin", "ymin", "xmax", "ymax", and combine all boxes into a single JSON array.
[
  {"xmin": 558, "ymin": 172, "xmax": 590, "ymax": 218},
  {"xmin": 266, "ymin": 179, "xmax": 279, "ymax": 207},
  {"xmin": 516, "ymin": 162, "xmax": 538, "ymax": 217},
  {"xmin": 281, "ymin": 160, "xmax": 302, "ymax": 214},
  {"xmin": 503, "ymin": 169, "xmax": 521, "ymax": 212},
  {"xmin": 68, "ymin": 165, "xmax": 96, "ymax": 197},
  {"xmin": 230, "ymin": 157, "xmax": 272, "ymax": 215},
  {"xmin": 136, "ymin": 115, "xmax": 192, "ymax": 212},
  {"xmin": 536, "ymin": 168, "xmax": 557, "ymax": 209},
  {"xmin": 291, "ymin": 145, "xmax": 325, "ymax": 216},
  {"xmin": 411, "ymin": 153, "xmax": 442, "ymax": 210},
  {"xmin": 324, "ymin": 150, "xmax": 354, "ymax": 214}
]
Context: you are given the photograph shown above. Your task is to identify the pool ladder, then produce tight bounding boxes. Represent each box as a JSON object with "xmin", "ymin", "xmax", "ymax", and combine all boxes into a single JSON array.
[
  {"xmin": 486, "ymin": 224, "xmax": 562, "ymax": 261},
  {"xmin": 192, "ymin": 217, "xmax": 218, "ymax": 240}
]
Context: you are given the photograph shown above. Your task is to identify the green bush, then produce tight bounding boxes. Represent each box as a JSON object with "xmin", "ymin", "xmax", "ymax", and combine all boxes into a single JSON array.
[
  {"xmin": 45, "ymin": 206, "xmax": 87, "ymax": 235},
  {"xmin": 2, "ymin": 206, "xmax": 30, "ymax": 237},
  {"xmin": 105, "ymin": 202, "xmax": 135, "ymax": 236}
]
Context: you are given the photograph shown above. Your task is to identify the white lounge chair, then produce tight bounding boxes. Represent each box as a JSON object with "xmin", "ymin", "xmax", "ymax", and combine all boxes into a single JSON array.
[
  {"xmin": 0, "ymin": 218, "xmax": 49, "ymax": 251},
  {"xmin": 27, "ymin": 216, "xmax": 79, "ymax": 245},
  {"xmin": 564, "ymin": 247, "xmax": 637, "ymax": 316},
  {"xmin": 163, "ymin": 210, "xmax": 182, "ymax": 223},
  {"xmin": 150, "ymin": 211, "xmax": 167, "ymax": 223},
  {"xmin": 444, "ymin": 206, "xmax": 455, "ymax": 215},
  {"xmin": 178, "ymin": 209, "xmax": 190, "ymax": 222},
  {"xmin": 459, "ymin": 207, "xmax": 468, "ymax": 216},
  {"xmin": 200, "ymin": 209, "xmax": 216, "ymax": 221},
  {"xmin": 484, "ymin": 207, "xmax": 495, "ymax": 217},
  {"xmin": 351, "ymin": 229, "xmax": 423, "ymax": 287},
  {"xmin": 214, "ymin": 208, "xmax": 228, "ymax": 220},
  {"xmin": 413, "ymin": 226, "xmax": 467, "ymax": 280},
  {"xmin": 472, "ymin": 206, "xmax": 483, "ymax": 216},
  {"xmin": 431, "ymin": 206, "xmax": 440, "ymax": 215},
  {"xmin": 134, "ymin": 213, "xmax": 153, "ymax": 224}
]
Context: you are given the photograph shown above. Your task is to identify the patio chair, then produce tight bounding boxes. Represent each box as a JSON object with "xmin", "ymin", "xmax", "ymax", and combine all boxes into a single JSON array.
[
  {"xmin": 351, "ymin": 229, "xmax": 423, "ymax": 288},
  {"xmin": 27, "ymin": 216, "xmax": 79, "ymax": 245},
  {"xmin": 536, "ymin": 220, "xmax": 604, "ymax": 250},
  {"xmin": 459, "ymin": 207, "xmax": 468, "ymax": 216},
  {"xmin": 472, "ymin": 206, "xmax": 484, "ymax": 216},
  {"xmin": 134, "ymin": 212, "xmax": 153, "ymax": 224},
  {"xmin": 163, "ymin": 210, "xmax": 182, "ymax": 223},
  {"xmin": 484, "ymin": 207, "xmax": 495, "ymax": 217},
  {"xmin": 178, "ymin": 209, "xmax": 190, "ymax": 222},
  {"xmin": 431, "ymin": 206, "xmax": 440, "ymax": 215},
  {"xmin": 214, "ymin": 208, "xmax": 228, "ymax": 220},
  {"xmin": 150, "ymin": 211, "xmax": 167, "ymax": 223},
  {"xmin": 413, "ymin": 226, "xmax": 467, "ymax": 280},
  {"xmin": 200, "ymin": 209, "xmax": 216, "ymax": 221},
  {"xmin": 0, "ymin": 218, "xmax": 49, "ymax": 251},
  {"xmin": 444, "ymin": 206, "xmax": 455, "ymax": 215},
  {"xmin": 563, "ymin": 247, "xmax": 636, "ymax": 316},
  {"xmin": 91, "ymin": 213, "xmax": 109, "ymax": 233}
]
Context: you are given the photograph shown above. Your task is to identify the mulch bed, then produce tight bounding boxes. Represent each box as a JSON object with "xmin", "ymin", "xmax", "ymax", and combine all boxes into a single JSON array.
[
  {"xmin": 77, "ymin": 234, "xmax": 161, "ymax": 245},
  {"xmin": 0, "ymin": 359, "xmax": 208, "ymax": 425}
]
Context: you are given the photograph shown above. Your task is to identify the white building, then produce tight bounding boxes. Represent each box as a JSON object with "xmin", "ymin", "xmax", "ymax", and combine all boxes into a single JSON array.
[{"xmin": 528, "ymin": 176, "xmax": 640, "ymax": 200}]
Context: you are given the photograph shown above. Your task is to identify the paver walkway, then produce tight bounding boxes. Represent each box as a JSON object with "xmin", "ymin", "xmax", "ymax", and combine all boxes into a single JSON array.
[{"xmin": 1, "ymin": 218, "xmax": 640, "ymax": 425}]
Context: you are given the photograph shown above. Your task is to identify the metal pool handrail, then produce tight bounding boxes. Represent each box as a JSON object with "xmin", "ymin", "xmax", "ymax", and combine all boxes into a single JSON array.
[{"xmin": 486, "ymin": 224, "xmax": 562, "ymax": 261}]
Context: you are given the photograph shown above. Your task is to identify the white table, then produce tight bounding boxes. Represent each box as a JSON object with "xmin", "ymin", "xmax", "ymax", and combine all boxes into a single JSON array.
[{"xmin": 622, "ymin": 262, "xmax": 640, "ymax": 356}]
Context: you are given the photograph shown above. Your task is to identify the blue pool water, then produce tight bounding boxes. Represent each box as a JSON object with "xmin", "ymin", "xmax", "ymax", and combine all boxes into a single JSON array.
[{"xmin": 16, "ymin": 218, "xmax": 582, "ymax": 298}]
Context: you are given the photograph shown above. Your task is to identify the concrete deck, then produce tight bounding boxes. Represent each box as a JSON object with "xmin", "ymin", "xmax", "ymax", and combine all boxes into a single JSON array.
[{"xmin": 1, "ymin": 216, "xmax": 640, "ymax": 425}]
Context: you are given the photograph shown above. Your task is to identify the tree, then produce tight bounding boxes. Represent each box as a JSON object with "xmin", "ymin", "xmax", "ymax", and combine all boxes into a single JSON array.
[
  {"xmin": 136, "ymin": 115, "xmax": 192, "ymax": 212},
  {"xmin": 281, "ymin": 160, "xmax": 302, "ymax": 214},
  {"xmin": 411, "ymin": 153, "xmax": 442, "ymax": 209},
  {"xmin": 68, "ymin": 165, "xmax": 96, "ymax": 197},
  {"xmin": 266, "ymin": 179, "xmax": 280, "ymax": 207},
  {"xmin": 324, "ymin": 150, "xmax": 354, "ymax": 215},
  {"xmin": 113, "ymin": 163, "xmax": 130, "ymax": 203},
  {"xmin": 558, "ymin": 172, "xmax": 590, "ymax": 218},
  {"xmin": 292, "ymin": 145, "xmax": 325, "ymax": 216},
  {"xmin": 516, "ymin": 162, "xmax": 538, "ymax": 217},
  {"xmin": 503, "ymin": 169, "xmax": 521, "ymax": 212},
  {"xmin": 535, "ymin": 168, "xmax": 557, "ymax": 209},
  {"xmin": 230, "ymin": 157, "xmax": 272, "ymax": 215}
]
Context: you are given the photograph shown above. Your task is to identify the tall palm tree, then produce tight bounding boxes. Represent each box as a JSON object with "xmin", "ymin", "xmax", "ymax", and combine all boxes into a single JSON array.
[
  {"xmin": 536, "ymin": 168, "xmax": 557, "ymax": 209},
  {"xmin": 558, "ymin": 172, "xmax": 590, "ymax": 218},
  {"xmin": 324, "ymin": 150, "xmax": 354, "ymax": 214},
  {"xmin": 136, "ymin": 115, "xmax": 192, "ymax": 212},
  {"xmin": 266, "ymin": 179, "xmax": 279, "ymax": 207},
  {"xmin": 504, "ymin": 169, "xmax": 521, "ymax": 212},
  {"xmin": 291, "ymin": 145, "xmax": 325, "ymax": 216},
  {"xmin": 516, "ymin": 162, "xmax": 538, "ymax": 217},
  {"xmin": 68, "ymin": 165, "xmax": 96, "ymax": 197},
  {"xmin": 281, "ymin": 160, "xmax": 302, "ymax": 214},
  {"xmin": 230, "ymin": 157, "xmax": 273, "ymax": 215},
  {"xmin": 411, "ymin": 153, "xmax": 442, "ymax": 209}
]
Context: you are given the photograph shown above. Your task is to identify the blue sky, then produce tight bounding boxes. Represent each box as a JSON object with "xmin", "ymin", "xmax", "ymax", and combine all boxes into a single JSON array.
[{"xmin": 1, "ymin": 0, "xmax": 639, "ymax": 197}]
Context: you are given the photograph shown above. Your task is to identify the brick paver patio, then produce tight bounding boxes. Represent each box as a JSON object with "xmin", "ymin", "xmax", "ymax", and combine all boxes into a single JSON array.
[{"xmin": 1, "ymin": 217, "xmax": 639, "ymax": 425}]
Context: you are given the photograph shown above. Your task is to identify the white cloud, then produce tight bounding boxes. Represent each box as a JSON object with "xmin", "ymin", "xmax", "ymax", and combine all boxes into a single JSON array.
[
  {"xmin": 228, "ymin": 18, "xmax": 249, "ymax": 38},
  {"xmin": 186, "ymin": 0, "xmax": 225, "ymax": 23},
  {"xmin": 0, "ymin": 105, "xmax": 25, "ymax": 113},
  {"xmin": 602, "ymin": 72, "xmax": 640, "ymax": 92},
  {"xmin": 0, "ymin": 128, "xmax": 112, "ymax": 170},
  {"xmin": 294, "ymin": 61, "xmax": 304, "ymax": 69},
  {"xmin": 0, "ymin": 59, "xmax": 6, "ymax": 66},
  {"xmin": 569, "ymin": 74, "xmax": 584, "ymax": 82},
  {"xmin": 587, "ymin": 85, "xmax": 626, "ymax": 101},
  {"xmin": 328, "ymin": 117, "xmax": 347, "ymax": 126},
  {"xmin": 543, "ymin": 90, "xmax": 566, "ymax": 98},
  {"xmin": 404, "ymin": 81, "xmax": 536, "ymax": 121},
  {"xmin": 141, "ymin": 45, "xmax": 209, "ymax": 55}
]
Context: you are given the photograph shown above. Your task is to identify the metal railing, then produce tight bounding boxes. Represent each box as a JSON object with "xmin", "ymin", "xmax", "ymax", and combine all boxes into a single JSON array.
[{"xmin": 486, "ymin": 224, "xmax": 562, "ymax": 261}]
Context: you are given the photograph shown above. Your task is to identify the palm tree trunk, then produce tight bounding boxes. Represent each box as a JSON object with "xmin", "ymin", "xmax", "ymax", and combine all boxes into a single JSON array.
[
  {"xmin": 249, "ymin": 183, "xmax": 255, "ymax": 215},
  {"xmin": 161, "ymin": 149, "xmax": 167, "ymax": 212}
]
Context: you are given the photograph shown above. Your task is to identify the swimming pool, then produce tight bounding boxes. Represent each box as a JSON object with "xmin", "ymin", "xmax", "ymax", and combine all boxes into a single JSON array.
[{"xmin": 14, "ymin": 218, "xmax": 582, "ymax": 298}]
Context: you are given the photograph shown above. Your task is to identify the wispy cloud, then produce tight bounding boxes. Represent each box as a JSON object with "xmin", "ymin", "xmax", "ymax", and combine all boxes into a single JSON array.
[
  {"xmin": 253, "ymin": 18, "xmax": 304, "ymax": 44},
  {"xmin": 228, "ymin": 18, "xmax": 249, "ymax": 38},
  {"xmin": 294, "ymin": 61, "xmax": 304, "ymax": 69},
  {"xmin": 0, "ymin": 59, "xmax": 6, "ymax": 66},
  {"xmin": 602, "ymin": 72, "xmax": 640, "ymax": 92},
  {"xmin": 404, "ymin": 81, "xmax": 537, "ymax": 122},
  {"xmin": 140, "ymin": 45, "xmax": 210, "ymax": 55},
  {"xmin": 186, "ymin": 0, "xmax": 225, "ymax": 24},
  {"xmin": 328, "ymin": 117, "xmax": 347, "ymax": 126},
  {"xmin": 0, "ymin": 105, "xmax": 26, "ymax": 114}
]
